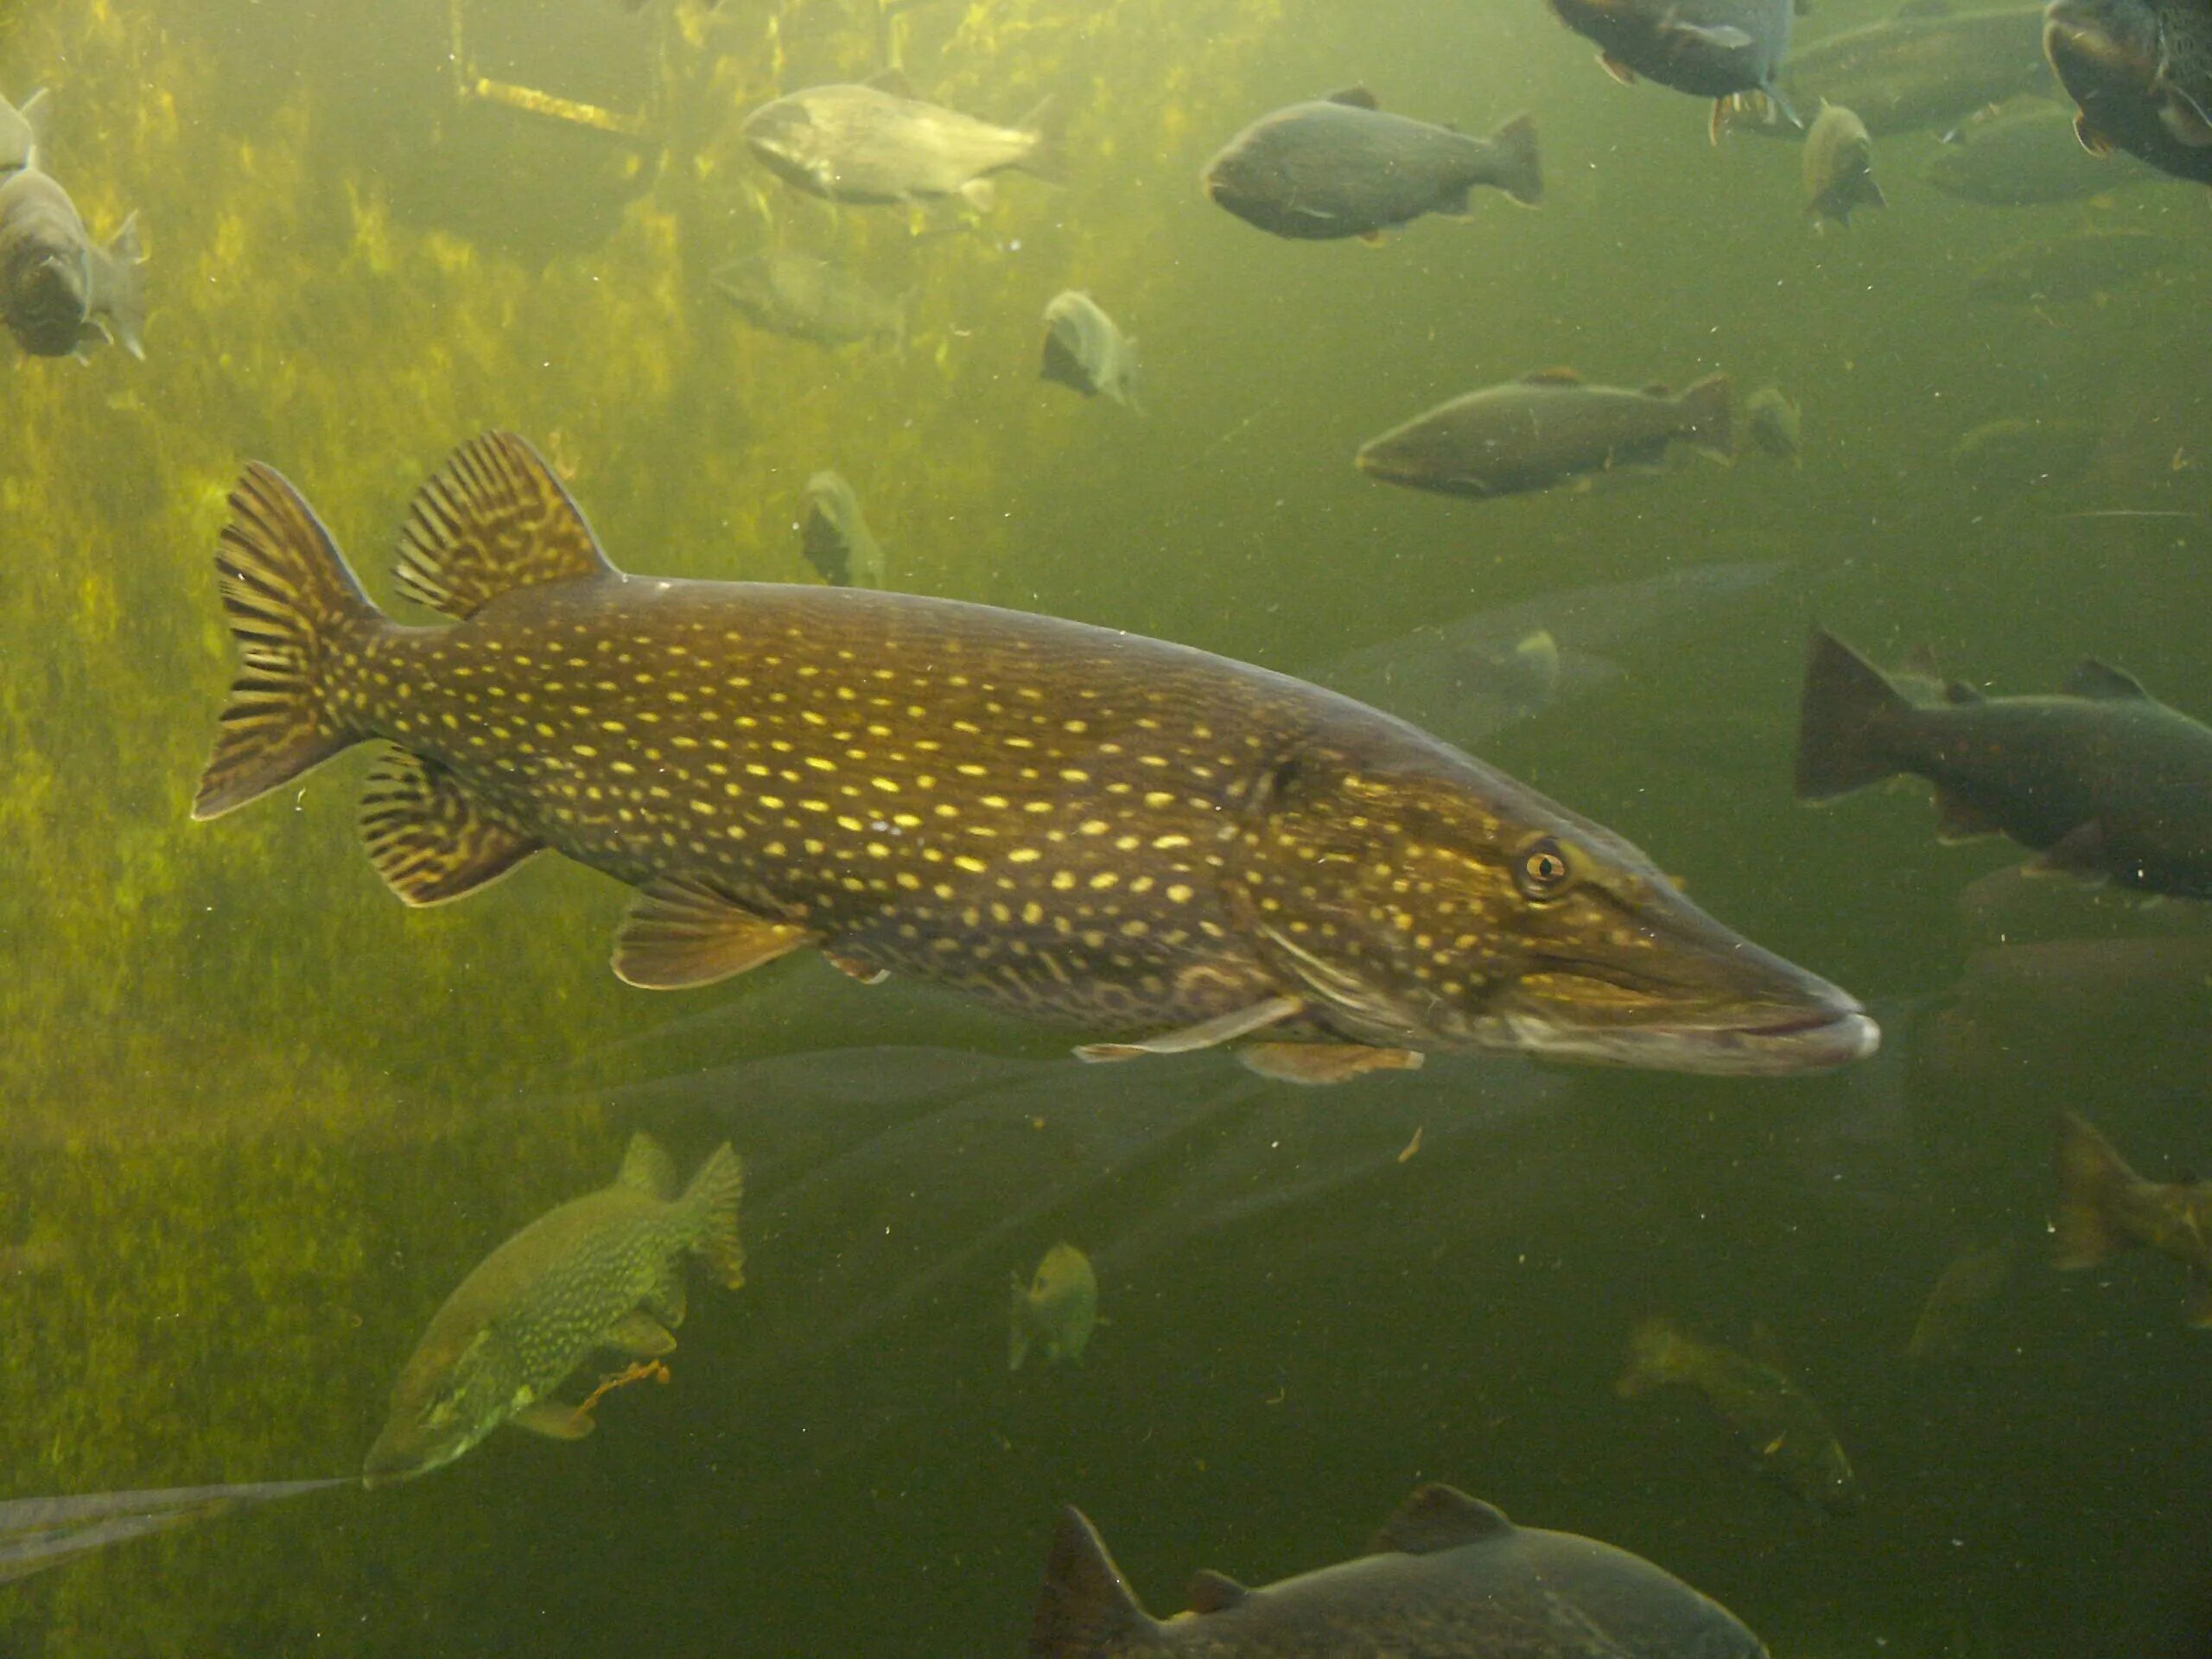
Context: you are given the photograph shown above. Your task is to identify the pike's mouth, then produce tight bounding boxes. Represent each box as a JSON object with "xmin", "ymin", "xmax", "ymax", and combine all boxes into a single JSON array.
[{"xmin": 1496, "ymin": 1001, "xmax": 1879, "ymax": 1076}]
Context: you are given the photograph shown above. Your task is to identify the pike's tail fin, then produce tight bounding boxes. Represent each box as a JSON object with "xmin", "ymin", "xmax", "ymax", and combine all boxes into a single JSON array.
[
  {"xmin": 194, "ymin": 463, "xmax": 385, "ymax": 820},
  {"xmin": 1027, "ymin": 1508, "xmax": 1158, "ymax": 1658},
  {"xmin": 681, "ymin": 1143, "xmax": 747, "ymax": 1289},
  {"xmin": 1795, "ymin": 627, "xmax": 1913, "ymax": 801},
  {"xmin": 1488, "ymin": 111, "xmax": 1543, "ymax": 207},
  {"xmin": 2052, "ymin": 1112, "xmax": 2143, "ymax": 1270}
]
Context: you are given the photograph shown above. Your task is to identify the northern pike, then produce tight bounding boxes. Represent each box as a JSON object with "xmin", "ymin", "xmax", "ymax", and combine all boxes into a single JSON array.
[{"xmin": 194, "ymin": 432, "xmax": 1874, "ymax": 1085}]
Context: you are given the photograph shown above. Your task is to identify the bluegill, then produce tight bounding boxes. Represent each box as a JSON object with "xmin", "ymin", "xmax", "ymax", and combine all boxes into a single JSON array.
[
  {"xmin": 2054, "ymin": 1113, "xmax": 2212, "ymax": 1326},
  {"xmin": 1804, "ymin": 105, "xmax": 1887, "ymax": 225},
  {"xmin": 1009, "ymin": 1242, "xmax": 1098, "ymax": 1370},
  {"xmin": 363, "ymin": 1133, "xmax": 743, "ymax": 1486},
  {"xmin": 0, "ymin": 162, "xmax": 143, "ymax": 359},
  {"xmin": 799, "ymin": 470, "xmax": 887, "ymax": 589},
  {"xmin": 1203, "ymin": 89, "xmax": 1541, "ymax": 242},
  {"xmin": 742, "ymin": 71, "xmax": 1060, "ymax": 211},
  {"xmin": 2046, "ymin": 0, "xmax": 2212, "ymax": 184},
  {"xmin": 1028, "ymin": 1484, "xmax": 1770, "ymax": 1658},
  {"xmin": 1040, "ymin": 291, "xmax": 1141, "ymax": 411},
  {"xmin": 194, "ymin": 432, "xmax": 1874, "ymax": 1085}
]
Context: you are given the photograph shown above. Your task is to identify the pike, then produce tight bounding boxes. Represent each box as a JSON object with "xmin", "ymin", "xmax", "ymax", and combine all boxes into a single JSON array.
[{"xmin": 194, "ymin": 432, "xmax": 1874, "ymax": 1085}]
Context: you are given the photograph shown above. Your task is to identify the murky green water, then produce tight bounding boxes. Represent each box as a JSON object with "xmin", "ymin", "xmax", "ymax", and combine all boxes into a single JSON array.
[{"xmin": 1, "ymin": 0, "xmax": 2209, "ymax": 1652}]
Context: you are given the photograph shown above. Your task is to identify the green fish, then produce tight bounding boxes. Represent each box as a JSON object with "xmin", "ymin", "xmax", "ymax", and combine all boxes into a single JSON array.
[
  {"xmin": 1009, "ymin": 1242, "xmax": 1099, "ymax": 1370},
  {"xmin": 195, "ymin": 432, "xmax": 1873, "ymax": 1085},
  {"xmin": 362, "ymin": 1133, "xmax": 743, "ymax": 1487}
]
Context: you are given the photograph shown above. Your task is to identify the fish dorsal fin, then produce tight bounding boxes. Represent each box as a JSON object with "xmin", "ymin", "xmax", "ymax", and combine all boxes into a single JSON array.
[
  {"xmin": 1370, "ymin": 1484, "xmax": 1513, "ymax": 1555},
  {"xmin": 617, "ymin": 1132, "xmax": 679, "ymax": 1199},
  {"xmin": 1942, "ymin": 678, "xmax": 1985, "ymax": 705},
  {"xmin": 613, "ymin": 879, "xmax": 818, "ymax": 990},
  {"xmin": 1325, "ymin": 86, "xmax": 1380, "ymax": 110},
  {"xmin": 2068, "ymin": 659, "xmax": 2152, "ymax": 701},
  {"xmin": 1521, "ymin": 366, "xmax": 1582, "ymax": 385},
  {"xmin": 866, "ymin": 67, "xmax": 915, "ymax": 98},
  {"xmin": 394, "ymin": 431, "xmax": 617, "ymax": 620},
  {"xmin": 357, "ymin": 747, "xmax": 543, "ymax": 905},
  {"xmin": 1030, "ymin": 1509, "xmax": 1155, "ymax": 1658},
  {"xmin": 1185, "ymin": 1570, "xmax": 1250, "ymax": 1614}
]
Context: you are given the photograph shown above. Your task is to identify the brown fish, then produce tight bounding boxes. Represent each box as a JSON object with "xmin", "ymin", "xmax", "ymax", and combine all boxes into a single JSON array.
[
  {"xmin": 2054, "ymin": 1112, "xmax": 2212, "ymax": 1326},
  {"xmin": 194, "ymin": 433, "xmax": 1873, "ymax": 1085}
]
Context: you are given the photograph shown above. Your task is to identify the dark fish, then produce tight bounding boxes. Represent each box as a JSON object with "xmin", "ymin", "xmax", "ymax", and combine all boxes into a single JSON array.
[
  {"xmin": 0, "ymin": 1480, "xmax": 346, "ymax": 1586},
  {"xmin": 742, "ymin": 70, "xmax": 1060, "ymax": 209},
  {"xmin": 1795, "ymin": 627, "xmax": 2212, "ymax": 897},
  {"xmin": 1967, "ymin": 226, "xmax": 2175, "ymax": 302},
  {"xmin": 1548, "ymin": 0, "xmax": 1796, "ymax": 137},
  {"xmin": 1203, "ymin": 88, "xmax": 1541, "ymax": 242},
  {"xmin": 1745, "ymin": 386, "xmax": 1802, "ymax": 461},
  {"xmin": 1008, "ymin": 1241, "xmax": 1097, "ymax": 1370},
  {"xmin": 194, "ymin": 432, "xmax": 1875, "ymax": 1086},
  {"xmin": 0, "ymin": 162, "xmax": 144, "ymax": 359},
  {"xmin": 2046, "ymin": 0, "xmax": 2212, "ymax": 184},
  {"xmin": 2054, "ymin": 1112, "xmax": 2212, "ymax": 1325},
  {"xmin": 712, "ymin": 251, "xmax": 905, "ymax": 349},
  {"xmin": 1804, "ymin": 105, "xmax": 1887, "ymax": 224},
  {"xmin": 1924, "ymin": 99, "xmax": 2168, "ymax": 203},
  {"xmin": 1747, "ymin": 3, "xmax": 2050, "ymax": 138},
  {"xmin": 0, "ymin": 87, "xmax": 48, "ymax": 176},
  {"xmin": 1040, "ymin": 290, "xmax": 1140, "ymax": 410},
  {"xmin": 1027, "ymin": 1484, "xmax": 1771, "ymax": 1658},
  {"xmin": 1357, "ymin": 368, "xmax": 1733, "ymax": 500},
  {"xmin": 1618, "ymin": 1316, "xmax": 1862, "ymax": 1512},
  {"xmin": 799, "ymin": 469, "xmax": 887, "ymax": 589},
  {"xmin": 364, "ymin": 1133, "xmax": 743, "ymax": 1486}
]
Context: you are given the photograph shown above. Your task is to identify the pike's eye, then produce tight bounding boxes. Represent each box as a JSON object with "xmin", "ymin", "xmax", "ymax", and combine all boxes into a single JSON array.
[{"xmin": 1514, "ymin": 837, "xmax": 1573, "ymax": 901}]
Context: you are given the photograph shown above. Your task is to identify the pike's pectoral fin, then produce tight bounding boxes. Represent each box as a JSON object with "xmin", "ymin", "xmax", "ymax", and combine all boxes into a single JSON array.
[
  {"xmin": 1931, "ymin": 785, "xmax": 2003, "ymax": 843},
  {"xmin": 1239, "ymin": 1042, "xmax": 1424, "ymax": 1085},
  {"xmin": 358, "ymin": 747, "xmax": 543, "ymax": 905},
  {"xmin": 394, "ymin": 431, "xmax": 619, "ymax": 620},
  {"xmin": 1075, "ymin": 995, "xmax": 1304, "ymax": 1063},
  {"xmin": 603, "ymin": 1310, "xmax": 678, "ymax": 1358},
  {"xmin": 1598, "ymin": 52, "xmax": 1637, "ymax": 86},
  {"xmin": 613, "ymin": 879, "xmax": 818, "ymax": 989},
  {"xmin": 511, "ymin": 1401, "xmax": 595, "ymax": 1440}
]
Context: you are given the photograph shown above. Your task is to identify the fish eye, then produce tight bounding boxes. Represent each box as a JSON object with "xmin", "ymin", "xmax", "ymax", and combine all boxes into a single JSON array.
[{"xmin": 1513, "ymin": 836, "xmax": 1574, "ymax": 902}]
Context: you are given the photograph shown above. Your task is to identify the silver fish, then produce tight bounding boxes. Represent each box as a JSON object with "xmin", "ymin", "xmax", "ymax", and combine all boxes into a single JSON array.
[
  {"xmin": 1804, "ymin": 104, "xmax": 1887, "ymax": 224},
  {"xmin": 0, "ymin": 163, "xmax": 144, "ymax": 359},
  {"xmin": 742, "ymin": 71, "xmax": 1060, "ymax": 209},
  {"xmin": 799, "ymin": 469, "xmax": 887, "ymax": 589},
  {"xmin": 1040, "ymin": 290, "xmax": 1140, "ymax": 410}
]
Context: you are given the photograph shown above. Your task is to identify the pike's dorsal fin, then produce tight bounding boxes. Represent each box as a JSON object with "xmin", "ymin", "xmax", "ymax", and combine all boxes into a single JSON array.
[
  {"xmin": 612, "ymin": 879, "xmax": 817, "ymax": 989},
  {"xmin": 357, "ymin": 747, "xmax": 543, "ymax": 905},
  {"xmin": 1521, "ymin": 366, "xmax": 1583, "ymax": 385},
  {"xmin": 1029, "ymin": 1509, "xmax": 1156, "ymax": 1658},
  {"xmin": 2067, "ymin": 659, "xmax": 2152, "ymax": 701},
  {"xmin": 1370, "ymin": 1484, "xmax": 1513, "ymax": 1555},
  {"xmin": 1185, "ymin": 1570, "xmax": 1250, "ymax": 1614},
  {"xmin": 1325, "ymin": 86, "xmax": 1380, "ymax": 110},
  {"xmin": 395, "ymin": 431, "xmax": 617, "ymax": 620},
  {"xmin": 617, "ymin": 1131, "xmax": 680, "ymax": 1199}
]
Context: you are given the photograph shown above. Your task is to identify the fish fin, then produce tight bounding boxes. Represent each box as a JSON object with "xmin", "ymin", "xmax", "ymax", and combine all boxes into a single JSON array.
[
  {"xmin": 1520, "ymin": 365, "xmax": 1583, "ymax": 385},
  {"xmin": 356, "ymin": 747, "xmax": 543, "ymax": 905},
  {"xmin": 1039, "ymin": 327, "xmax": 1097, "ymax": 397},
  {"xmin": 393, "ymin": 431, "xmax": 617, "ymax": 620},
  {"xmin": 617, "ymin": 1130, "xmax": 680, "ymax": 1198},
  {"xmin": 1325, "ymin": 85, "xmax": 1380, "ymax": 110},
  {"xmin": 194, "ymin": 462, "xmax": 383, "ymax": 820},
  {"xmin": 612, "ymin": 878, "xmax": 817, "ymax": 989},
  {"xmin": 1794, "ymin": 627, "xmax": 1914, "ymax": 801},
  {"xmin": 18, "ymin": 88, "xmax": 50, "ymax": 165},
  {"xmin": 1485, "ymin": 111, "xmax": 1542, "ymax": 207},
  {"xmin": 2028, "ymin": 820, "xmax": 2110, "ymax": 881},
  {"xmin": 1075, "ymin": 995, "xmax": 1305, "ymax": 1061},
  {"xmin": 959, "ymin": 176, "xmax": 998, "ymax": 213},
  {"xmin": 96, "ymin": 211, "xmax": 146, "ymax": 360},
  {"xmin": 603, "ymin": 1310, "xmax": 677, "ymax": 1358},
  {"xmin": 510, "ymin": 1402, "xmax": 595, "ymax": 1441},
  {"xmin": 1370, "ymin": 1484, "xmax": 1513, "ymax": 1554},
  {"xmin": 824, "ymin": 949, "xmax": 890, "ymax": 985},
  {"xmin": 865, "ymin": 67, "xmax": 914, "ymax": 97},
  {"xmin": 1942, "ymin": 678, "xmax": 1984, "ymax": 705},
  {"xmin": 643, "ymin": 1262, "xmax": 689, "ymax": 1328},
  {"xmin": 2053, "ymin": 1112, "xmax": 2141, "ymax": 1268},
  {"xmin": 679, "ymin": 1142, "xmax": 746, "ymax": 1288},
  {"xmin": 1184, "ymin": 1570, "xmax": 1249, "ymax": 1614},
  {"xmin": 1931, "ymin": 785, "xmax": 2002, "ymax": 843},
  {"xmin": 1015, "ymin": 94, "xmax": 1067, "ymax": 186},
  {"xmin": 2073, "ymin": 113, "xmax": 2116, "ymax": 158},
  {"xmin": 1238, "ymin": 1042, "xmax": 1423, "ymax": 1085},
  {"xmin": 1616, "ymin": 1314, "xmax": 1684, "ymax": 1396},
  {"xmin": 1711, "ymin": 99, "xmax": 1729, "ymax": 147},
  {"xmin": 2066, "ymin": 659, "xmax": 2151, "ymax": 701},
  {"xmin": 1598, "ymin": 52, "xmax": 1637, "ymax": 86},
  {"xmin": 1643, "ymin": 381, "xmax": 1673, "ymax": 398},
  {"xmin": 1028, "ymin": 1509, "xmax": 1158, "ymax": 1659},
  {"xmin": 1677, "ymin": 372, "xmax": 1735, "ymax": 458},
  {"xmin": 2158, "ymin": 92, "xmax": 2212, "ymax": 149}
]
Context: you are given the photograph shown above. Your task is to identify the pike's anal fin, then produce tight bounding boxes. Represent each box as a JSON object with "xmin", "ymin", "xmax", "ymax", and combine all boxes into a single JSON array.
[
  {"xmin": 1931, "ymin": 785, "xmax": 2003, "ymax": 843},
  {"xmin": 1240, "ymin": 1042, "xmax": 1425, "ymax": 1085},
  {"xmin": 603, "ymin": 1311, "xmax": 678, "ymax": 1358},
  {"xmin": 1075, "ymin": 995, "xmax": 1304, "ymax": 1063},
  {"xmin": 510, "ymin": 1401, "xmax": 595, "ymax": 1441},
  {"xmin": 358, "ymin": 747, "xmax": 543, "ymax": 905},
  {"xmin": 613, "ymin": 879, "xmax": 817, "ymax": 989},
  {"xmin": 825, "ymin": 950, "xmax": 890, "ymax": 986}
]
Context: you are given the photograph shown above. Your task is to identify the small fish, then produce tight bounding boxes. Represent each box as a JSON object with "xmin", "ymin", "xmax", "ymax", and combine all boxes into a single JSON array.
[
  {"xmin": 742, "ymin": 70, "xmax": 1060, "ymax": 209},
  {"xmin": 0, "ymin": 87, "xmax": 48, "ymax": 176},
  {"xmin": 2054, "ymin": 1113, "xmax": 2212, "ymax": 1325},
  {"xmin": 799, "ymin": 469, "xmax": 887, "ymax": 589},
  {"xmin": 1357, "ymin": 368, "xmax": 1733, "ymax": 501},
  {"xmin": 712, "ymin": 250, "xmax": 905, "ymax": 349},
  {"xmin": 1968, "ymin": 226, "xmax": 2175, "ymax": 302},
  {"xmin": 1548, "ymin": 0, "xmax": 1796, "ymax": 137},
  {"xmin": 1803, "ymin": 104, "xmax": 1887, "ymax": 224},
  {"xmin": 0, "ymin": 161, "xmax": 144, "ymax": 359},
  {"xmin": 1906, "ymin": 1238, "xmax": 2018, "ymax": 1360},
  {"xmin": 1028, "ymin": 1484, "xmax": 1771, "ymax": 1658},
  {"xmin": 363, "ymin": 1133, "xmax": 743, "ymax": 1485},
  {"xmin": 1795, "ymin": 628, "xmax": 2212, "ymax": 897},
  {"xmin": 1948, "ymin": 416, "xmax": 2099, "ymax": 491},
  {"xmin": 1618, "ymin": 1316, "xmax": 1861, "ymax": 1512},
  {"xmin": 1008, "ymin": 1242, "xmax": 1098, "ymax": 1370},
  {"xmin": 1924, "ymin": 100, "xmax": 2167, "ymax": 204},
  {"xmin": 195, "ymin": 433, "xmax": 1875, "ymax": 1084},
  {"xmin": 1203, "ymin": 88, "xmax": 1541, "ymax": 242},
  {"xmin": 1039, "ymin": 291, "xmax": 1140, "ymax": 410},
  {"xmin": 1745, "ymin": 385, "xmax": 1802, "ymax": 462},
  {"xmin": 1750, "ymin": 3, "xmax": 2051, "ymax": 139},
  {"xmin": 2045, "ymin": 0, "xmax": 2212, "ymax": 185}
]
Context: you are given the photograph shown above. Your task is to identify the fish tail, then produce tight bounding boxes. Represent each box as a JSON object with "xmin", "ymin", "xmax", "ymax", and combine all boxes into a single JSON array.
[
  {"xmin": 1676, "ymin": 372, "xmax": 1734, "ymax": 459},
  {"xmin": 1793, "ymin": 627, "xmax": 1914, "ymax": 802},
  {"xmin": 680, "ymin": 1142, "xmax": 746, "ymax": 1289},
  {"xmin": 97, "ymin": 211, "xmax": 147, "ymax": 360},
  {"xmin": 1028, "ymin": 1508, "xmax": 1159, "ymax": 1659},
  {"xmin": 1488, "ymin": 111, "xmax": 1543, "ymax": 207},
  {"xmin": 193, "ymin": 463, "xmax": 388, "ymax": 821},
  {"xmin": 1016, "ymin": 94, "xmax": 1068, "ymax": 186},
  {"xmin": 2052, "ymin": 1112, "xmax": 2142, "ymax": 1270},
  {"xmin": 1616, "ymin": 1315, "xmax": 1686, "ymax": 1397}
]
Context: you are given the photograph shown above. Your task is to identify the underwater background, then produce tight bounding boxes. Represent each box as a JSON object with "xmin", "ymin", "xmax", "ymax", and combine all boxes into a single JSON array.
[{"xmin": 2, "ymin": 0, "xmax": 2209, "ymax": 1652}]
